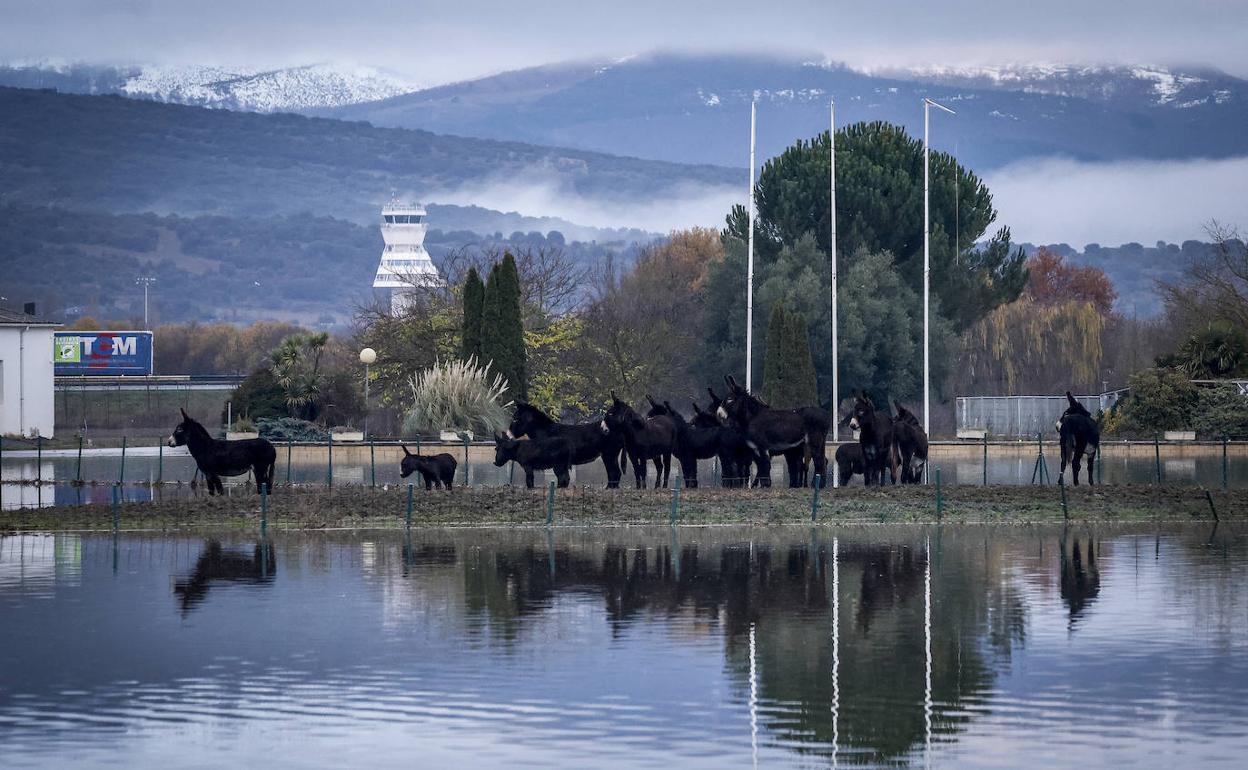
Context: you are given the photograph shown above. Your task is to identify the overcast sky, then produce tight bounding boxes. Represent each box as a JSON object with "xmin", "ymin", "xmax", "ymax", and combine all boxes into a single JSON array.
[{"xmin": 3, "ymin": 0, "xmax": 1247, "ymax": 84}]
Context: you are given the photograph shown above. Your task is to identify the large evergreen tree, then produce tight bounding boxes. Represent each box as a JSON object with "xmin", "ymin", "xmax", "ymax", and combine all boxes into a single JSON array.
[
  {"xmin": 724, "ymin": 120, "xmax": 1026, "ymax": 331},
  {"xmin": 481, "ymin": 253, "xmax": 527, "ymax": 400},
  {"xmin": 461, "ymin": 266, "xmax": 485, "ymax": 361},
  {"xmin": 761, "ymin": 301, "xmax": 790, "ymax": 407}
]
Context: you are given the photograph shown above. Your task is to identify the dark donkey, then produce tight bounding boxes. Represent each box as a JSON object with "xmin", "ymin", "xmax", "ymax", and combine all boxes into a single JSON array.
[
  {"xmin": 508, "ymin": 402, "xmax": 625, "ymax": 488},
  {"xmin": 168, "ymin": 408, "xmax": 275, "ymax": 495},
  {"xmin": 848, "ymin": 392, "xmax": 898, "ymax": 486},
  {"xmin": 399, "ymin": 447, "xmax": 458, "ymax": 490},
  {"xmin": 1056, "ymin": 391, "xmax": 1100, "ymax": 486},
  {"xmin": 603, "ymin": 393, "xmax": 678, "ymax": 488},
  {"xmin": 645, "ymin": 396, "xmax": 750, "ymax": 488},
  {"xmin": 493, "ymin": 433, "xmax": 573, "ymax": 488},
  {"xmin": 718, "ymin": 376, "xmax": 830, "ymax": 488},
  {"xmin": 892, "ymin": 401, "xmax": 929, "ymax": 484}
]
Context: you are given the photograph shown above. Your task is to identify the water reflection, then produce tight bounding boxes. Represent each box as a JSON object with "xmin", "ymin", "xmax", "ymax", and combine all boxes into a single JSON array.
[
  {"xmin": 0, "ymin": 525, "xmax": 1246, "ymax": 768},
  {"xmin": 1059, "ymin": 529, "xmax": 1101, "ymax": 625},
  {"xmin": 173, "ymin": 540, "xmax": 276, "ymax": 616}
]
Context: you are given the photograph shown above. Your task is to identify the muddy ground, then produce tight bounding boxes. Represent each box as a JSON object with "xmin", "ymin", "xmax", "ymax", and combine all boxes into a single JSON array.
[{"xmin": 1, "ymin": 482, "xmax": 1241, "ymax": 532}]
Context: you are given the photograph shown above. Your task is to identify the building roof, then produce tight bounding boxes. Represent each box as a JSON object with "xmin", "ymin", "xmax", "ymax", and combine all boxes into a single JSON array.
[{"xmin": 0, "ymin": 306, "xmax": 61, "ymax": 327}]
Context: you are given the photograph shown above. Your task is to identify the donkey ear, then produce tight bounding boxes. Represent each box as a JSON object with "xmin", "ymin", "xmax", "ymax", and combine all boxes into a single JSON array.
[
  {"xmin": 692, "ymin": 401, "xmax": 703, "ymax": 414},
  {"xmin": 707, "ymin": 387, "xmax": 719, "ymax": 401},
  {"xmin": 180, "ymin": 407, "xmax": 189, "ymax": 420},
  {"xmin": 646, "ymin": 394, "xmax": 659, "ymax": 408},
  {"xmin": 401, "ymin": 444, "xmax": 412, "ymax": 456},
  {"xmin": 725, "ymin": 374, "xmax": 739, "ymax": 389},
  {"xmin": 1066, "ymin": 391, "xmax": 1078, "ymax": 406}
]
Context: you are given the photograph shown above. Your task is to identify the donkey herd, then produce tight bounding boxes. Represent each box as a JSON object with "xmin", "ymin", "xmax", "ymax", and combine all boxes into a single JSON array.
[{"xmin": 168, "ymin": 381, "xmax": 1101, "ymax": 495}]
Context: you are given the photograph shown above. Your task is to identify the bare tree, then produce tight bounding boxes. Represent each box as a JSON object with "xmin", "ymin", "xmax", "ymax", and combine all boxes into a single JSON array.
[{"xmin": 1159, "ymin": 221, "xmax": 1248, "ymax": 332}]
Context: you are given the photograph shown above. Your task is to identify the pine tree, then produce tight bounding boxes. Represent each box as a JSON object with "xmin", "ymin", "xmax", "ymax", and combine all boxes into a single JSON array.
[
  {"xmin": 461, "ymin": 266, "xmax": 485, "ymax": 361},
  {"xmin": 481, "ymin": 253, "xmax": 527, "ymax": 400}
]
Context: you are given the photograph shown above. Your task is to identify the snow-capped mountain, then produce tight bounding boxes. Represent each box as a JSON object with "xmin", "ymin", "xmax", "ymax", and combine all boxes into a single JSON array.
[
  {"xmin": 0, "ymin": 61, "xmax": 416, "ymax": 111},
  {"xmin": 321, "ymin": 53, "xmax": 1248, "ymax": 170},
  {"xmin": 865, "ymin": 63, "xmax": 1237, "ymax": 109}
]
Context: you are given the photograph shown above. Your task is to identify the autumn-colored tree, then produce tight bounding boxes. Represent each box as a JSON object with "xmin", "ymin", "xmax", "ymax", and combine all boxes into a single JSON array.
[{"xmin": 1025, "ymin": 247, "xmax": 1117, "ymax": 315}]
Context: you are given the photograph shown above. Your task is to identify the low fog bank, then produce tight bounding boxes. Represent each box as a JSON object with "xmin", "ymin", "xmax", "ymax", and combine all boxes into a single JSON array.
[{"xmin": 986, "ymin": 155, "xmax": 1248, "ymax": 246}]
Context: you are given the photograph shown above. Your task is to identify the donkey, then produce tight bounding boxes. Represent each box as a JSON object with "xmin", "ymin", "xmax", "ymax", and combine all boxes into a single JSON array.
[
  {"xmin": 168, "ymin": 408, "xmax": 276, "ymax": 495},
  {"xmin": 602, "ymin": 393, "xmax": 678, "ymax": 488},
  {"xmin": 1056, "ymin": 391, "xmax": 1099, "ymax": 486},
  {"xmin": 399, "ymin": 446, "xmax": 458, "ymax": 490},
  {"xmin": 717, "ymin": 376, "xmax": 830, "ymax": 488},
  {"xmin": 508, "ymin": 402, "xmax": 625, "ymax": 488},
  {"xmin": 848, "ymin": 392, "xmax": 898, "ymax": 486},
  {"xmin": 893, "ymin": 401, "xmax": 929, "ymax": 484},
  {"xmin": 648, "ymin": 396, "xmax": 750, "ymax": 488},
  {"xmin": 835, "ymin": 442, "xmax": 866, "ymax": 486},
  {"xmin": 493, "ymin": 433, "xmax": 573, "ymax": 488}
]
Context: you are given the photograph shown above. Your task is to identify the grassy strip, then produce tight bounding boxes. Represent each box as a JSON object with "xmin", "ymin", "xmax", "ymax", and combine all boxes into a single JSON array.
[{"xmin": 1, "ymin": 484, "xmax": 1241, "ymax": 533}]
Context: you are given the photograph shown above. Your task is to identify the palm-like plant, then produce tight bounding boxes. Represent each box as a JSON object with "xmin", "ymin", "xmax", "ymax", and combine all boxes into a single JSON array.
[
  {"xmin": 270, "ymin": 332, "xmax": 330, "ymax": 420},
  {"xmin": 404, "ymin": 356, "xmax": 513, "ymax": 437}
]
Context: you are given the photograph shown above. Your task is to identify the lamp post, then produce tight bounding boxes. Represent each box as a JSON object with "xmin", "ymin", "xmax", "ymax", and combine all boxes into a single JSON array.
[
  {"xmin": 923, "ymin": 98, "xmax": 955, "ymax": 438},
  {"xmin": 135, "ymin": 276, "xmax": 156, "ymax": 328},
  {"xmin": 359, "ymin": 347, "xmax": 377, "ymax": 438}
]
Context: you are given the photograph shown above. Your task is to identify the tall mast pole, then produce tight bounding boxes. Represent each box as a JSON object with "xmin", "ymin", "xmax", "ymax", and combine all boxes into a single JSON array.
[
  {"xmin": 922, "ymin": 98, "xmax": 954, "ymax": 439},
  {"xmin": 830, "ymin": 100, "xmax": 838, "ymax": 445},
  {"xmin": 745, "ymin": 99, "xmax": 757, "ymax": 391}
]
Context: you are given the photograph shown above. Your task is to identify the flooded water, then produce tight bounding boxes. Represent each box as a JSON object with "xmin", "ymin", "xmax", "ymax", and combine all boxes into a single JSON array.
[
  {"xmin": 4, "ymin": 442, "xmax": 1248, "ymax": 509},
  {"xmin": 2, "ymin": 524, "xmax": 1246, "ymax": 768}
]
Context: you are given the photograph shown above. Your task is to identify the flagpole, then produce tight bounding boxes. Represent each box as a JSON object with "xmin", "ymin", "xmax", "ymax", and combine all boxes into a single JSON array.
[
  {"xmin": 746, "ymin": 99, "xmax": 757, "ymax": 392},
  {"xmin": 923, "ymin": 97, "xmax": 954, "ymax": 438},
  {"xmin": 830, "ymin": 100, "xmax": 839, "ymax": 447}
]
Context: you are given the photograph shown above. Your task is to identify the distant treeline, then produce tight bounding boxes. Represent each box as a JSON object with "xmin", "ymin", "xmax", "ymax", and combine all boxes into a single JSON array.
[
  {"xmin": 0, "ymin": 203, "xmax": 631, "ymax": 326},
  {"xmin": 1020, "ymin": 240, "xmax": 1226, "ymax": 317}
]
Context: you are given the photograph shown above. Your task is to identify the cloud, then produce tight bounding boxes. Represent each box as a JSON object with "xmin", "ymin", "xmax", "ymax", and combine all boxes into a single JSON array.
[
  {"xmin": 984, "ymin": 155, "xmax": 1248, "ymax": 246},
  {"xmin": 2, "ymin": 1, "xmax": 1246, "ymax": 84},
  {"xmin": 429, "ymin": 171, "xmax": 742, "ymax": 235}
]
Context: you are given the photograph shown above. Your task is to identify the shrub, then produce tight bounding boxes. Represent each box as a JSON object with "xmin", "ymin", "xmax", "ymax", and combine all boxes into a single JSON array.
[
  {"xmin": 1193, "ymin": 385, "xmax": 1248, "ymax": 439},
  {"xmin": 255, "ymin": 417, "xmax": 329, "ymax": 442},
  {"xmin": 1110, "ymin": 368, "xmax": 1199, "ymax": 436},
  {"xmin": 403, "ymin": 357, "xmax": 512, "ymax": 438}
]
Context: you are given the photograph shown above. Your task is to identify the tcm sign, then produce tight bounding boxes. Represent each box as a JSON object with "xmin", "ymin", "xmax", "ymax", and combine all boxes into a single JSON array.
[{"xmin": 54, "ymin": 331, "xmax": 154, "ymax": 376}]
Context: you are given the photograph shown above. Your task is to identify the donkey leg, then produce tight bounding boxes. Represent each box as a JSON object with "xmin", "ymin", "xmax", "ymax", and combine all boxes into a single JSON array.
[
  {"xmin": 1072, "ymin": 452, "xmax": 1082, "ymax": 487},
  {"xmin": 1086, "ymin": 447, "xmax": 1097, "ymax": 487},
  {"xmin": 653, "ymin": 457, "xmax": 663, "ymax": 489},
  {"xmin": 602, "ymin": 452, "xmax": 622, "ymax": 489},
  {"xmin": 525, "ymin": 468, "xmax": 536, "ymax": 489}
]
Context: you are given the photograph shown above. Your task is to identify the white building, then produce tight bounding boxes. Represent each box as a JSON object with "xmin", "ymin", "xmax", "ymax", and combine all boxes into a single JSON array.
[
  {"xmin": 0, "ymin": 306, "xmax": 59, "ymax": 438},
  {"xmin": 372, "ymin": 198, "xmax": 444, "ymax": 314}
]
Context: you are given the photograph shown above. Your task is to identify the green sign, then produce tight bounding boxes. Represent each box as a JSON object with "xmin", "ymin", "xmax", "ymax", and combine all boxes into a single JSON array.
[{"xmin": 55, "ymin": 336, "xmax": 81, "ymax": 364}]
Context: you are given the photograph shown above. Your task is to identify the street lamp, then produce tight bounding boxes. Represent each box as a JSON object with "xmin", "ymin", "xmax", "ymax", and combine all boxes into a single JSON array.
[
  {"xmin": 359, "ymin": 347, "xmax": 377, "ymax": 438},
  {"xmin": 135, "ymin": 276, "xmax": 156, "ymax": 328},
  {"xmin": 923, "ymin": 97, "xmax": 955, "ymax": 439}
]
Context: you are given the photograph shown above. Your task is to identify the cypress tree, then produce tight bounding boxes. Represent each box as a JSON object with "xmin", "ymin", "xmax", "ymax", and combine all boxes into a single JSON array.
[
  {"xmin": 481, "ymin": 254, "xmax": 527, "ymax": 399},
  {"xmin": 461, "ymin": 266, "xmax": 485, "ymax": 361},
  {"xmin": 785, "ymin": 311, "xmax": 819, "ymax": 408},
  {"xmin": 761, "ymin": 300, "xmax": 789, "ymax": 407}
]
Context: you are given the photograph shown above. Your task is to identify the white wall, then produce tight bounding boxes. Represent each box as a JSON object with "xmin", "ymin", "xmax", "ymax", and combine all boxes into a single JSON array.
[{"xmin": 0, "ymin": 326, "xmax": 56, "ymax": 438}]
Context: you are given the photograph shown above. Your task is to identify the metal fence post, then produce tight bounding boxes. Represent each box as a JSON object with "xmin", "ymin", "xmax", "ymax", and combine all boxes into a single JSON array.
[
  {"xmin": 1154, "ymin": 434, "xmax": 1162, "ymax": 484},
  {"xmin": 546, "ymin": 480, "xmax": 556, "ymax": 526},
  {"xmin": 670, "ymin": 476, "xmax": 682, "ymax": 525},
  {"xmin": 406, "ymin": 483, "xmax": 414, "ymax": 527},
  {"xmin": 1059, "ymin": 475, "xmax": 1068, "ymax": 520},
  {"xmin": 370, "ymin": 438, "xmax": 376, "ymax": 489},
  {"xmin": 935, "ymin": 467, "xmax": 943, "ymax": 519},
  {"xmin": 260, "ymin": 483, "xmax": 268, "ymax": 537},
  {"xmin": 327, "ymin": 433, "xmax": 333, "ymax": 489},
  {"xmin": 76, "ymin": 434, "xmax": 83, "ymax": 483},
  {"xmin": 111, "ymin": 484, "xmax": 120, "ymax": 530},
  {"xmin": 462, "ymin": 435, "xmax": 470, "ymax": 488},
  {"xmin": 286, "ymin": 441, "xmax": 293, "ymax": 486},
  {"xmin": 158, "ymin": 439, "xmax": 164, "ymax": 484},
  {"xmin": 119, "ymin": 435, "xmax": 127, "ymax": 487},
  {"xmin": 36, "ymin": 434, "xmax": 42, "ymax": 485},
  {"xmin": 982, "ymin": 433, "xmax": 988, "ymax": 486},
  {"xmin": 1205, "ymin": 489, "xmax": 1218, "ymax": 521},
  {"xmin": 1223, "ymin": 435, "xmax": 1229, "ymax": 490},
  {"xmin": 810, "ymin": 473, "xmax": 822, "ymax": 522}
]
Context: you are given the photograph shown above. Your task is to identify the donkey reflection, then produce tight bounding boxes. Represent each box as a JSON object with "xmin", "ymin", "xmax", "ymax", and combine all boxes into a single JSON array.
[
  {"xmin": 1059, "ymin": 531, "xmax": 1100, "ymax": 625},
  {"xmin": 173, "ymin": 540, "xmax": 276, "ymax": 615}
]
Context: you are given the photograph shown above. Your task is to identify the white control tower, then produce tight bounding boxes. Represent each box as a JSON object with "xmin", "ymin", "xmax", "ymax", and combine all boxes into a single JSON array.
[{"xmin": 372, "ymin": 198, "xmax": 443, "ymax": 314}]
